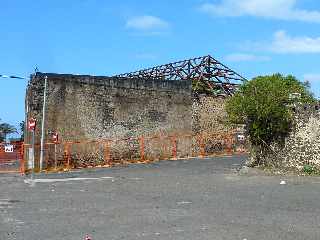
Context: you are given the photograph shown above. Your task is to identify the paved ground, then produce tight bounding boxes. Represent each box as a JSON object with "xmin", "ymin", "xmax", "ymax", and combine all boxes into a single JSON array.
[{"xmin": 1, "ymin": 155, "xmax": 320, "ymax": 240}]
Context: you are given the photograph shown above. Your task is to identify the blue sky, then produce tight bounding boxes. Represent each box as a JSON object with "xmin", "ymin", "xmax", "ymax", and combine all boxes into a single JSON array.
[{"xmin": 1, "ymin": 0, "xmax": 320, "ymax": 132}]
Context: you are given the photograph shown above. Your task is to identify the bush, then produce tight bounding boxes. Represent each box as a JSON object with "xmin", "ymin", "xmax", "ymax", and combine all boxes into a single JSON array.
[
  {"xmin": 303, "ymin": 164, "xmax": 315, "ymax": 174},
  {"xmin": 226, "ymin": 74, "xmax": 315, "ymax": 165}
]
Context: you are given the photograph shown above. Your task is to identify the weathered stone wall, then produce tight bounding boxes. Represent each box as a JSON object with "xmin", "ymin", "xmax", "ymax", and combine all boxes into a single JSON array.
[
  {"xmin": 192, "ymin": 95, "xmax": 246, "ymax": 155},
  {"xmin": 192, "ymin": 95, "xmax": 236, "ymax": 134},
  {"xmin": 25, "ymin": 73, "xmax": 194, "ymax": 168},
  {"xmin": 268, "ymin": 104, "xmax": 320, "ymax": 169},
  {"xmin": 25, "ymin": 73, "xmax": 192, "ymax": 146}
]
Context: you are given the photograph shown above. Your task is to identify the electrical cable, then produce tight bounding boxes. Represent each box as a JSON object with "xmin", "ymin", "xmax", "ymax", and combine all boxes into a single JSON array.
[{"xmin": 0, "ymin": 74, "xmax": 25, "ymax": 79}]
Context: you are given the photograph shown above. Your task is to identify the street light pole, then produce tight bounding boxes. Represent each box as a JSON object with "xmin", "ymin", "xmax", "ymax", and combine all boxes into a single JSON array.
[{"xmin": 39, "ymin": 75, "xmax": 47, "ymax": 171}]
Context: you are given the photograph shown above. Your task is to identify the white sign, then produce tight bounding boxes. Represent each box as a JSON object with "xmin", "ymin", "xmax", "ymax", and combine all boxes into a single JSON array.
[
  {"xmin": 4, "ymin": 145, "xmax": 14, "ymax": 153},
  {"xmin": 237, "ymin": 134, "xmax": 245, "ymax": 141}
]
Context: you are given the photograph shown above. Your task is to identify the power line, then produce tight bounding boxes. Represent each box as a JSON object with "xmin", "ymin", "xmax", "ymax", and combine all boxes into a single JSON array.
[
  {"xmin": 0, "ymin": 74, "xmax": 26, "ymax": 79},
  {"xmin": 1, "ymin": 67, "xmax": 39, "ymax": 80}
]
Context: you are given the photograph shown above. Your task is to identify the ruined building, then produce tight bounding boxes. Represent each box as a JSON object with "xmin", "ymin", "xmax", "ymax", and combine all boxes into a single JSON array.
[{"xmin": 25, "ymin": 55, "xmax": 246, "ymax": 169}]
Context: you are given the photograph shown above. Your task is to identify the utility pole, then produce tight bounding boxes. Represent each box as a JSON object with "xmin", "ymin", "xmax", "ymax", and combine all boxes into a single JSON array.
[
  {"xmin": 39, "ymin": 76, "xmax": 48, "ymax": 171},
  {"xmin": 31, "ymin": 128, "xmax": 35, "ymax": 180}
]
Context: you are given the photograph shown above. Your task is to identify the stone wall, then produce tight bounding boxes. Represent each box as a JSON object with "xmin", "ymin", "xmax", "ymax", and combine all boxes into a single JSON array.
[
  {"xmin": 268, "ymin": 104, "xmax": 320, "ymax": 169},
  {"xmin": 192, "ymin": 95, "xmax": 245, "ymax": 154},
  {"xmin": 25, "ymin": 73, "xmax": 193, "ymax": 167},
  {"xmin": 25, "ymin": 73, "xmax": 192, "ymax": 145},
  {"xmin": 192, "ymin": 95, "xmax": 236, "ymax": 134}
]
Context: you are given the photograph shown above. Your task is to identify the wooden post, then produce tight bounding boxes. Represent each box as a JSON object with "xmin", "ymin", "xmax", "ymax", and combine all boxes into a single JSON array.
[
  {"xmin": 104, "ymin": 141, "xmax": 111, "ymax": 165},
  {"xmin": 139, "ymin": 137, "xmax": 145, "ymax": 161}
]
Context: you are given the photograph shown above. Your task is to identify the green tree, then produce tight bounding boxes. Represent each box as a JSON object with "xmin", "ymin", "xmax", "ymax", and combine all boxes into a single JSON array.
[
  {"xmin": 226, "ymin": 74, "xmax": 315, "ymax": 165},
  {"xmin": 0, "ymin": 119, "xmax": 17, "ymax": 142}
]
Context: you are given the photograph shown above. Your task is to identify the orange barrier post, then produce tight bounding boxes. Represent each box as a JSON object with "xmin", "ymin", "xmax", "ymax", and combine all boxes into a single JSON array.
[
  {"xmin": 171, "ymin": 136, "xmax": 177, "ymax": 159},
  {"xmin": 139, "ymin": 137, "xmax": 145, "ymax": 161},
  {"xmin": 20, "ymin": 144, "xmax": 25, "ymax": 175},
  {"xmin": 44, "ymin": 144, "xmax": 48, "ymax": 171},
  {"xmin": 104, "ymin": 141, "xmax": 111, "ymax": 165},
  {"xmin": 226, "ymin": 136, "xmax": 232, "ymax": 154},
  {"xmin": 64, "ymin": 143, "xmax": 71, "ymax": 169},
  {"xmin": 198, "ymin": 135, "xmax": 205, "ymax": 158}
]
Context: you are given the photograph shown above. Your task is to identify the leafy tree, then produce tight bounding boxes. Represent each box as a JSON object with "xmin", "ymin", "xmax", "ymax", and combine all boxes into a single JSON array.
[
  {"xmin": 226, "ymin": 74, "xmax": 315, "ymax": 164},
  {"xmin": 0, "ymin": 119, "xmax": 17, "ymax": 142}
]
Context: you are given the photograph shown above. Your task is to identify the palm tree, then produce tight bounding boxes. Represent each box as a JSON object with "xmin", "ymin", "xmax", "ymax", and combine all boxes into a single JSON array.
[
  {"xmin": 19, "ymin": 121, "xmax": 25, "ymax": 141},
  {"xmin": 0, "ymin": 119, "xmax": 17, "ymax": 142}
]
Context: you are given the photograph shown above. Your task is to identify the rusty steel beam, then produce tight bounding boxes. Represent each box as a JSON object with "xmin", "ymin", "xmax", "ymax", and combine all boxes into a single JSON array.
[{"xmin": 114, "ymin": 55, "xmax": 247, "ymax": 95}]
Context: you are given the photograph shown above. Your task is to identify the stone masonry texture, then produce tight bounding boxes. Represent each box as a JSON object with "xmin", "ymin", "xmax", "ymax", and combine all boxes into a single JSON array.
[
  {"xmin": 25, "ymin": 73, "xmax": 192, "ymax": 167},
  {"xmin": 26, "ymin": 73, "xmax": 192, "ymax": 143},
  {"xmin": 267, "ymin": 104, "xmax": 320, "ymax": 170}
]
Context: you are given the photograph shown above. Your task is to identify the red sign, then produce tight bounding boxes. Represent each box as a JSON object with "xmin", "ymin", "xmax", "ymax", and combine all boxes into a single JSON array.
[
  {"xmin": 28, "ymin": 118, "xmax": 36, "ymax": 131},
  {"xmin": 52, "ymin": 132, "xmax": 59, "ymax": 143}
]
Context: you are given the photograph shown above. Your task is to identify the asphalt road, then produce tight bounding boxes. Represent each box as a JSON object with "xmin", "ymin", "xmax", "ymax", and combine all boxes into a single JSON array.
[{"xmin": 1, "ymin": 155, "xmax": 320, "ymax": 240}]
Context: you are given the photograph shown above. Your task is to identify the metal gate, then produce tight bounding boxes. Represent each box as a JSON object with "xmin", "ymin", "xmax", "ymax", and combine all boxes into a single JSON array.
[{"xmin": 0, "ymin": 142, "xmax": 24, "ymax": 173}]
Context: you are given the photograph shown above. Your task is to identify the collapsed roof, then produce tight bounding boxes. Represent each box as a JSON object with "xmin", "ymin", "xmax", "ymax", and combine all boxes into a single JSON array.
[{"xmin": 114, "ymin": 55, "xmax": 247, "ymax": 96}]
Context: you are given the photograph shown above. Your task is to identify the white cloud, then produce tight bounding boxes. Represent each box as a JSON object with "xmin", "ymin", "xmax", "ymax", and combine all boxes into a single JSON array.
[
  {"xmin": 225, "ymin": 53, "xmax": 271, "ymax": 62},
  {"xmin": 126, "ymin": 15, "xmax": 169, "ymax": 31},
  {"xmin": 270, "ymin": 31, "xmax": 320, "ymax": 53},
  {"xmin": 200, "ymin": 0, "xmax": 320, "ymax": 23}
]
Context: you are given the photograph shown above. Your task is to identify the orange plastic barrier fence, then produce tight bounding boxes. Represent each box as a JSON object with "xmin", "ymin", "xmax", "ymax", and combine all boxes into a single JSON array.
[{"xmin": 22, "ymin": 132, "xmax": 247, "ymax": 173}]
